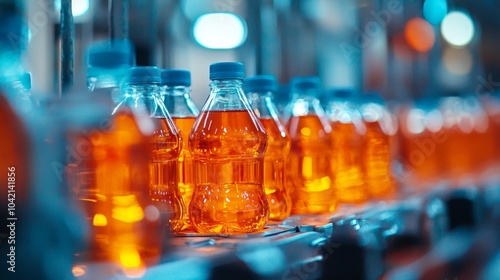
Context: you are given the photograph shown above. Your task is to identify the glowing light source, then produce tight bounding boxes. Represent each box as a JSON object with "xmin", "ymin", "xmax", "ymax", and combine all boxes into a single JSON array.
[
  {"xmin": 193, "ymin": 13, "xmax": 247, "ymax": 49},
  {"xmin": 404, "ymin": 18, "xmax": 435, "ymax": 53},
  {"xmin": 441, "ymin": 11, "xmax": 475, "ymax": 47},
  {"xmin": 423, "ymin": 0, "xmax": 447, "ymax": 25},
  {"xmin": 55, "ymin": 0, "xmax": 90, "ymax": 17}
]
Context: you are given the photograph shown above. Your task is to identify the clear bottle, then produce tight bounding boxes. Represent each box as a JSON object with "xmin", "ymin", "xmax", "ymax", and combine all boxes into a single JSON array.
[
  {"xmin": 325, "ymin": 89, "xmax": 368, "ymax": 203},
  {"xmin": 161, "ymin": 69, "xmax": 199, "ymax": 231},
  {"xmin": 121, "ymin": 67, "xmax": 184, "ymax": 231},
  {"xmin": 69, "ymin": 65, "xmax": 169, "ymax": 274},
  {"xmin": 285, "ymin": 77, "xmax": 336, "ymax": 214},
  {"xmin": 189, "ymin": 62, "xmax": 269, "ymax": 234},
  {"xmin": 86, "ymin": 40, "xmax": 134, "ymax": 98},
  {"xmin": 439, "ymin": 95, "xmax": 495, "ymax": 185},
  {"xmin": 398, "ymin": 98, "xmax": 444, "ymax": 187},
  {"xmin": 359, "ymin": 93, "xmax": 396, "ymax": 197},
  {"xmin": 245, "ymin": 75, "xmax": 292, "ymax": 221}
]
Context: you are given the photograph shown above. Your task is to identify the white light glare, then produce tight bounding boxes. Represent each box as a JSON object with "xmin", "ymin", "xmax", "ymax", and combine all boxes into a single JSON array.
[
  {"xmin": 55, "ymin": 0, "xmax": 90, "ymax": 18},
  {"xmin": 193, "ymin": 13, "xmax": 247, "ymax": 49},
  {"xmin": 441, "ymin": 11, "xmax": 475, "ymax": 47}
]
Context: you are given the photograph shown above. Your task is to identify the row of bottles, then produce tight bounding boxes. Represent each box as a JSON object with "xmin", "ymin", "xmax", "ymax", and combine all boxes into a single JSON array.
[
  {"xmin": 398, "ymin": 94, "xmax": 500, "ymax": 189},
  {"xmin": 283, "ymin": 80, "xmax": 396, "ymax": 214}
]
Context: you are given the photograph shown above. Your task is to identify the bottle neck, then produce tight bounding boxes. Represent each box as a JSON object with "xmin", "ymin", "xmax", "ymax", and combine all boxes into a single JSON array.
[
  {"xmin": 247, "ymin": 91, "xmax": 277, "ymax": 118},
  {"xmin": 162, "ymin": 85, "xmax": 199, "ymax": 117},
  {"xmin": 207, "ymin": 79, "xmax": 249, "ymax": 111},
  {"xmin": 87, "ymin": 67, "xmax": 128, "ymax": 92},
  {"xmin": 209, "ymin": 79, "xmax": 244, "ymax": 91},
  {"xmin": 117, "ymin": 82, "xmax": 170, "ymax": 119}
]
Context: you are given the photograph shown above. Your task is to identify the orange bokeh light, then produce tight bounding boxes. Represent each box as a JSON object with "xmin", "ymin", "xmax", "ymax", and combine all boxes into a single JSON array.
[{"xmin": 404, "ymin": 18, "xmax": 435, "ymax": 53}]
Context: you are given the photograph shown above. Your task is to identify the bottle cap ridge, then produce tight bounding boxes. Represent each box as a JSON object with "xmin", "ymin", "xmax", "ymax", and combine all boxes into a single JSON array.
[
  {"xmin": 127, "ymin": 66, "xmax": 161, "ymax": 84},
  {"xmin": 210, "ymin": 62, "xmax": 245, "ymax": 80},
  {"xmin": 244, "ymin": 75, "xmax": 277, "ymax": 93},
  {"xmin": 161, "ymin": 69, "xmax": 191, "ymax": 86}
]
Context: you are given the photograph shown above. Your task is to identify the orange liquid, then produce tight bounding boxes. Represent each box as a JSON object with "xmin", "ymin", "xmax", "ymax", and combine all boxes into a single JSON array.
[
  {"xmin": 149, "ymin": 117, "xmax": 184, "ymax": 232},
  {"xmin": 470, "ymin": 112, "xmax": 497, "ymax": 179},
  {"xmin": 70, "ymin": 109, "xmax": 164, "ymax": 272},
  {"xmin": 259, "ymin": 117, "xmax": 292, "ymax": 221},
  {"xmin": 172, "ymin": 116, "xmax": 197, "ymax": 230},
  {"xmin": 363, "ymin": 121, "xmax": 395, "ymax": 197},
  {"xmin": 189, "ymin": 110, "xmax": 269, "ymax": 234},
  {"xmin": 286, "ymin": 115, "xmax": 336, "ymax": 214},
  {"xmin": 483, "ymin": 101, "xmax": 500, "ymax": 171},
  {"xmin": 330, "ymin": 122, "xmax": 367, "ymax": 203},
  {"xmin": 398, "ymin": 108, "xmax": 444, "ymax": 187},
  {"xmin": 0, "ymin": 94, "xmax": 30, "ymax": 208}
]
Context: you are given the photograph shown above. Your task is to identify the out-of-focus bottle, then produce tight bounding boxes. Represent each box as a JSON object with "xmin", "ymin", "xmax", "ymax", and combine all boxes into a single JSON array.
[
  {"xmin": 189, "ymin": 62, "xmax": 269, "ymax": 234},
  {"xmin": 325, "ymin": 89, "xmax": 367, "ymax": 203},
  {"xmin": 69, "ymin": 65, "xmax": 167, "ymax": 274},
  {"xmin": 481, "ymin": 91, "xmax": 500, "ymax": 174},
  {"xmin": 245, "ymin": 75, "xmax": 292, "ymax": 221},
  {"xmin": 285, "ymin": 77, "xmax": 336, "ymax": 214},
  {"xmin": 359, "ymin": 93, "xmax": 396, "ymax": 197},
  {"xmin": 122, "ymin": 67, "xmax": 184, "ymax": 231},
  {"xmin": 398, "ymin": 98, "xmax": 444, "ymax": 188},
  {"xmin": 161, "ymin": 69, "xmax": 199, "ymax": 231},
  {"xmin": 86, "ymin": 40, "xmax": 134, "ymax": 96},
  {"xmin": 440, "ymin": 95, "xmax": 496, "ymax": 185}
]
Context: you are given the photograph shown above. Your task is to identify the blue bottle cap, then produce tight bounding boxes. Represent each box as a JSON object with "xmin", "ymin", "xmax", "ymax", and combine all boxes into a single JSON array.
[
  {"xmin": 244, "ymin": 75, "xmax": 277, "ymax": 93},
  {"xmin": 161, "ymin": 69, "xmax": 191, "ymax": 86},
  {"xmin": 291, "ymin": 76, "xmax": 321, "ymax": 91},
  {"xmin": 127, "ymin": 66, "xmax": 161, "ymax": 84},
  {"xmin": 209, "ymin": 62, "xmax": 245, "ymax": 80},
  {"xmin": 87, "ymin": 40, "xmax": 135, "ymax": 68}
]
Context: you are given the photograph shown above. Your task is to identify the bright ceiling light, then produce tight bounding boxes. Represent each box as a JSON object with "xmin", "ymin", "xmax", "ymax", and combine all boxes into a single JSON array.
[
  {"xmin": 55, "ymin": 0, "xmax": 90, "ymax": 18},
  {"xmin": 193, "ymin": 13, "xmax": 247, "ymax": 49},
  {"xmin": 441, "ymin": 11, "xmax": 475, "ymax": 47}
]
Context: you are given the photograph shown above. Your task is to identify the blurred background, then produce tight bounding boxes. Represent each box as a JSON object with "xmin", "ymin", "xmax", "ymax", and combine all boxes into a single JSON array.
[
  {"xmin": 4, "ymin": 0, "xmax": 499, "ymax": 106},
  {"xmin": 3, "ymin": 1, "xmax": 500, "ymax": 279}
]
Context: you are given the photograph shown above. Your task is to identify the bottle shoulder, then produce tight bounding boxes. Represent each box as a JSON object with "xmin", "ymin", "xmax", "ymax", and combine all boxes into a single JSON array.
[{"xmin": 189, "ymin": 110, "xmax": 267, "ymax": 158}]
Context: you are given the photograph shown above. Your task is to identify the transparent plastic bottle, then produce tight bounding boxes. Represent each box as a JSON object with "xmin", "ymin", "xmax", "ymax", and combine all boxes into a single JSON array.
[
  {"xmin": 189, "ymin": 62, "xmax": 269, "ymax": 234},
  {"xmin": 285, "ymin": 77, "xmax": 336, "ymax": 214},
  {"xmin": 398, "ymin": 97, "xmax": 444, "ymax": 187},
  {"xmin": 86, "ymin": 40, "xmax": 134, "ymax": 97},
  {"xmin": 121, "ymin": 67, "xmax": 184, "ymax": 231},
  {"xmin": 325, "ymin": 88, "xmax": 368, "ymax": 203},
  {"xmin": 161, "ymin": 69, "xmax": 199, "ymax": 230},
  {"xmin": 67, "ymin": 48, "xmax": 167, "ymax": 276},
  {"xmin": 359, "ymin": 93, "xmax": 396, "ymax": 197},
  {"xmin": 245, "ymin": 75, "xmax": 292, "ymax": 221},
  {"xmin": 439, "ymin": 95, "xmax": 495, "ymax": 185}
]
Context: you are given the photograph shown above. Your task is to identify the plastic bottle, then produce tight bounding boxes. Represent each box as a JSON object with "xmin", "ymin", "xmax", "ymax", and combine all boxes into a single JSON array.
[
  {"xmin": 69, "ymin": 66, "xmax": 170, "ymax": 273},
  {"xmin": 121, "ymin": 67, "xmax": 184, "ymax": 231},
  {"xmin": 245, "ymin": 75, "xmax": 292, "ymax": 221},
  {"xmin": 285, "ymin": 77, "xmax": 336, "ymax": 214},
  {"xmin": 86, "ymin": 40, "xmax": 134, "ymax": 97},
  {"xmin": 359, "ymin": 93, "xmax": 396, "ymax": 197},
  {"xmin": 189, "ymin": 62, "xmax": 269, "ymax": 234},
  {"xmin": 161, "ymin": 69, "xmax": 199, "ymax": 230},
  {"xmin": 439, "ymin": 95, "xmax": 495, "ymax": 185},
  {"xmin": 325, "ymin": 89, "xmax": 368, "ymax": 203}
]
